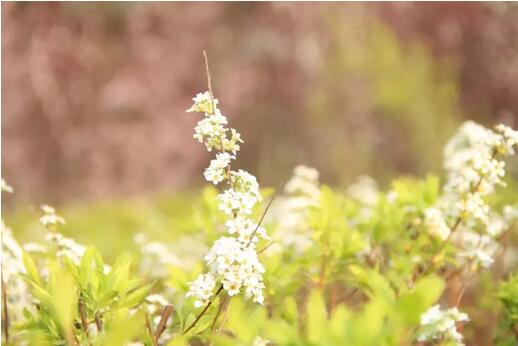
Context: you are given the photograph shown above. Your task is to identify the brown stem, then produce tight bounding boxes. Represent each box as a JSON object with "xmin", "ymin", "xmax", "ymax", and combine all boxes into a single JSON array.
[
  {"xmin": 146, "ymin": 314, "xmax": 158, "ymax": 346},
  {"xmin": 246, "ymin": 184, "xmax": 282, "ymax": 248},
  {"xmin": 184, "ymin": 285, "xmax": 224, "ymax": 335},
  {"xmin": 154, "ymin": 305, "xmax": 173, "ymax": 344},
  {"xmin": 203, "ymin": 50, "xmax": 216, "ymax": 114},
  {"xmin": 94, "ymin": 313, "xmax": 103, "ymax": 332},
  {"xmin": 78, "ymin": 299, "xmax": 89, "ymax": 335},
  {"xmin": 257, "ymin": 241, "xmax": 275, "ymax": 255},
  {"xmin": 1, "ymin": 269, "xmax": 9, "ymax": 343}
]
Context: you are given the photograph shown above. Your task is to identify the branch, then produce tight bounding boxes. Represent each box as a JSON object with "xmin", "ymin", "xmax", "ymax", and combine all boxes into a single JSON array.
[
  {"xmin": 246, "ymin": 183, "xmax": 283, "ymax": 248},
  {"xmin": 1, "ymin": 269, "xmax": 9, "ymax": 343},
  {"xmin": 145, "ymin": 314, "xmax": 157, "ymax": 346},
  {"xmin": 154, "ymin": 305, "xmax": 174, "ymax": 344},
  {"xmin": 184, "ymin": 284, "xmax": 224, "ymax": 335}
]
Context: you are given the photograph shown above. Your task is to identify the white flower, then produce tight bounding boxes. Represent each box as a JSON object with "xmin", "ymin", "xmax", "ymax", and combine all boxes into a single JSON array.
[
  {"xmin": 457, "ymin": 193, "xmax": 489, "ymax": 224},
  {"xmin": 193, "ymin": 112, "xmax": 228, "ymax": 149},
  {"xmin": 186, "ymin": 273, "xmax": 217, "ymax": 308},
  {"xmin": 418, "ymin": 305, "xmax": 469, "ymax": 345},
  {"xmin": 226, "ymin": 216, "xmax": 269, "ymax": 245},
  {"xmin": 186, "ymin": 87, "xmax": 268, "ymax": 308},
  {"xmin": 1, "ymin": 222, "xmax": 31, "ymax": 322},
  {"xmin": 1, "ymin": 179, "xmax": 13, "ymax": 193},
  {"xmin": 495, "ymin": 124, "xmax": 518, "ymax": 155},
  {"xmin": 503, "ymin": 205, "xmax": 518, "ymax": 223},
  {"xmin": 252, "ymin": 336, "xmax": 270, "ymax": 346},
  {"xmin": 284, "ymin": 165, "xmax": 321, "ymax": 200},
  {"xmin": 346, "ymin": 175, "xmax": 379, "ymax": 207},
  {"xmin": 459, "ymin": 248, "xmax": 495, "ymax": 268},
  {"xmin": 202, "ymin": 237, "xmax": 265, "ymax": 304},
  {"xmin": 232, "ymin": 169, "xmax": 262, "ymax": 200},
  {"xmin": 424, "ymin": 207, "xmax": 451, "ymax": 240},
  {"xmin": 218, "ymin": 189, "xmax": 258, "ymax": 216},
  {"xmin": 186, "ymin": 91, "xmax": 218, "ymax": 114},
  {"xmin": 39, "ymin": 205, "xmax": 65, "ymax": 227},
  {"xmin": 45, "ymin": 232, "xmax": 86, "ymax": 264},
  {"xmin": 204, "ymin": 152, "xmax": 233, "ymax": 185}
]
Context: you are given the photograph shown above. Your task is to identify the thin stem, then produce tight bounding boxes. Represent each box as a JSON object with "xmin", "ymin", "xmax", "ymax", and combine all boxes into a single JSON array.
[
  {"xmin": 203, "ymin": 50, "xmax": 216, "ymax": 114},
  {"xmin": 184, "ymin": 284, "xmax": 224, "ymax": 335},
  {"xmin": 145, "ymin": 314, "xmax": 158, "ymax": 346},
  {"xmin": 257, "ymin": 241, "xmax": 275, "ymax": 255},
  {"xmin": 78, "ymin": 298, "xmax": 93, "ymax": 346},
  {"xmin": 94, "ymin": 313, "xmax": 102, "ymax": 332},
  {"xmin": 78, "ymin": 299, "xmax": 89, "ymax": 335},
  {"xmin": 1, "ymin": 269, "xmax": 9, "ymax": 343},
  {"xmin": 154, "ymin": 305, "xmax": 173, "ymax": 344},
  {"xmin": 246, "ymin": 183, "xmax": 282, "ymax": 248}
]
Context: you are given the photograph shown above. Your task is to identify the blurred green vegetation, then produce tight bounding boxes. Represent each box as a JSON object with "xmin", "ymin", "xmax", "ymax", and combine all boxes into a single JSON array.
[{"xmin": 4, "ymin": 193, "xmax": 199, "ymax": 262}]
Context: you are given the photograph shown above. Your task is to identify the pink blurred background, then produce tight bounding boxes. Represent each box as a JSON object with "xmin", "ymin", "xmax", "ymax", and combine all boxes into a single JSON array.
[{"xmin": 2, "ymin": 2, "xmax": 518, "ymax": 205}]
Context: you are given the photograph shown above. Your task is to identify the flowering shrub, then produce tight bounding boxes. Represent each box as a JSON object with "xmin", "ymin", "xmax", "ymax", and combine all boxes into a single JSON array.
[{"xmin": 2, "ymin": 59, "xmax": 518, "ymax": 345}]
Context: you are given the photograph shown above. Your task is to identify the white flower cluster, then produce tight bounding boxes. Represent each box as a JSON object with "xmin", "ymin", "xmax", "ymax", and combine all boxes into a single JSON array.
[
  {"xmin": 205, "ymin": 237, "xmax": 265, "ymax": 302},
  {"xmin": 1, "ymin": 178, "xmax": 13, "ymax": 193},
  {"xmin": 188, "ymin": 92, "xmax": 242, "ymax": 154},
  {"xmin": 35, "ymin": 205, "xmax": 86, "ymax": 265},
  {"xmin": 252, "ymin": 336, "xmax": 271, "ymax": 346},
  {"xmin": 39, "ymin": 204, "xmax": 66, "ymax": 228},
  {"xmin": 423, "ymin": 207, "xmax": 451, "ymax": 241},
  {"xmin": 134, "ymin": 233, "xmax": 207, "ymax": 278},
  {"xmin": 424, "ymin": 122, "xmax": 518, "ymax": 268},
  {"xmin": 417, "ymin": 305, "xmax": 469, "ymax": 345},
  {"xmin": 442, "ymin": 122, "xmax": 517, "ymax": 221},
  {"xmin": 186, "ymin": 273, "xmax": 216, "ymax": 308},
  {"xmin": 186, "ymin": 90, "xmax": 268, "ymax": 307},
  {"xmin": 269, "ymin": 165, "xmax": 321, "ymax": 253},
  {"xmin": 1, "ymin": 221, "xmax": 31, "ymax": 323},
  {"xmin": 204, "ymin": 152, "xmax": 233, "ymax": 184},
  {"xmin": 1, "ymin": 181, "xmax": 32, "ymax": 324},
  {"xmin": 45, "ymin": 232, "xmax": 86, "ymax": 265}
]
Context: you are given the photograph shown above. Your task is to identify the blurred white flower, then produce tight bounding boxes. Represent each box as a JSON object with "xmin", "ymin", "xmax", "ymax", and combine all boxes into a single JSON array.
[
  {"xmin": 204, "ymin": 152, "xmax": 233, "ymax": 185},
  {"xmin": 424, "ymin": 207, "xmax": 451, "ymax": 240},
  {"xmin": 39, "ymin": 204, "xmax": 65, "ymax": 227},
  {"xmin": 418, "ymin": 305, "xmax": 469, "ymax": 345},
  {"xmin": 1, "ymin": 178, "xmax": 13, "ymax": 193},
  {"xmin": 186, "ymin": 91, "xmax": 218, "ymax": 114}
]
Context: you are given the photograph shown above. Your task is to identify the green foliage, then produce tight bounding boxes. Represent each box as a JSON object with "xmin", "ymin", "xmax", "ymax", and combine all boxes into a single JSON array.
[
  {"xmin": 17, "ymin": 248, "xmax": 152, "ymax": 345},
  {"xmin": 4, "ymin": 174, "xmax": 518, "ymax": 345}
]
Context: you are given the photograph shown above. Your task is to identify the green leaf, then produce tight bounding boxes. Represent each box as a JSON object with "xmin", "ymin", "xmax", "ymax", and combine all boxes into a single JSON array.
[{"xmin": 22, "ymin": 251, "xmax": 41, "ymax": 285}]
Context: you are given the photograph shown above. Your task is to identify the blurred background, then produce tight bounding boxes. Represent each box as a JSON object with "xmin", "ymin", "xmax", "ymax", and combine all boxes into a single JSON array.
[
  {"xmin": 3, "ymin": 2, "xmax": 518, "ymax": 207},
  {"xmin": 3, "ymin": 4, "xmax": 518, "ymax": 344},
  {"xmin": 2, "ymin": 0, "xmax": 518, "ymax": 243}
]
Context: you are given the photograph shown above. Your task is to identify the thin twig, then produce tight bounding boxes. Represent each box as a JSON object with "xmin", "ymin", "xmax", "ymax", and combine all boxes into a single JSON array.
[
  {"xmin": 184, "ymin": 285, "xmax": 224, "ymax": 335},
  {"xmin": 258, "ymin": 241, "xmax": 275, "ymax": 255},
  {"xmin": 94, "ymin": 313, "xmax": 102, "ymax": 332},
  {"xmin": 1, "ymin": 269, "xmax": 9, "ymax": 343},
  {"xmin": 154, "ymin": 305, "xmax": 174, "ymax": 344},
  {"xmin": 145, "ymin": 314, "xmax": 158, "ymax": 346},
  {"xmin": 203, "ymin": 50, "xmax": 215, "ymax": 111},
  {"xmin": 246, "ymin": 183, "xmax": 283, "ymax": 248},
  {"xmin": 454, "ymin": 267, "xmax": 476, "ymax": 307}
]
